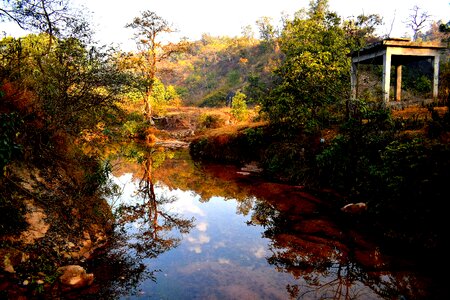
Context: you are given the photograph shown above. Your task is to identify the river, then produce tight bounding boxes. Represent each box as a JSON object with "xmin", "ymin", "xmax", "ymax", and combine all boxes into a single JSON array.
[{"xmin": 78, "ymin": 142, "xmax": 439, "ymax": 299}]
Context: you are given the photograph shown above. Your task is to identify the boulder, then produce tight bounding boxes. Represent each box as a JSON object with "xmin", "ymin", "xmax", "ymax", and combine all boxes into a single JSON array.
[
  {"xmin": 340, "ymin": 202, "xmax": 367, "ymax": 214},
  {"xmin": 57, "ymin": 265, "xmax": 94, "ymax": 289}
]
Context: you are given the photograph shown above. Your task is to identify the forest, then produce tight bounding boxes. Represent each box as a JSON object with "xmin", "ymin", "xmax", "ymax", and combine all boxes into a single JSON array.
[{"xmin": 1, "ymin": 0, "xmax": 449, "ymax": 298}]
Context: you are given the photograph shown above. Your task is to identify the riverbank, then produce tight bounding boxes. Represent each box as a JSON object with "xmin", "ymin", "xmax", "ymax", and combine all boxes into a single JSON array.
[
  {"xmin": 188, "ymin": 103, "xmax": 450, "ymax": 257},
  {"xmin": 0, "ymin": 137, "xmax": 114, "ymax": 298},
  {"xmin": 1, "ymin": 103, "xmax": 447, "ymax": 297}
]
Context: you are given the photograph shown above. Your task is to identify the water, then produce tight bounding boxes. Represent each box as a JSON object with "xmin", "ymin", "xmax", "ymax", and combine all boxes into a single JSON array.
[{"xmin": 85, "ymin": 144, "xmax": 438, "ymax": 299}]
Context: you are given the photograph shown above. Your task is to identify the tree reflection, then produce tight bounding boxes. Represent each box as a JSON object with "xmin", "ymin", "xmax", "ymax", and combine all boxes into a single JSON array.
[
  {"xmin": 87, "ymin": 146, "xmax": 194, "ymax": 299},
  {"xmin": 117, "ymin": 149, "xmax": 194, "ymax": 259},
  {"xmin": 249, "ymin": 199, "xmax": 429, "ymax": 300}
]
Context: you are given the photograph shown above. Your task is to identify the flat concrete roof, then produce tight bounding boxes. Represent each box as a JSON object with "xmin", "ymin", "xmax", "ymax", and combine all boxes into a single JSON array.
[{"xmin": 350, "ymin": 38, "xmax": 447, "ymax": 65}]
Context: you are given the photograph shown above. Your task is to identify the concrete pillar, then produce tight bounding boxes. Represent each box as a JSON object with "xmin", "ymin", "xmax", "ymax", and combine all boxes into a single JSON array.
[
  {"xmin": 432, "ymin": 55, "xmax": 440, "ymax": 99},
  {"xmin": 395, "ymin": 64, "xmax": 402, "ymax": 101},
  {"xmin": 350, "ymin": 62, "xmax": 357, "ymax": 100},
  {"xmin": 382, "ymin": 50, "xmax": 391, "ymax": 103}
]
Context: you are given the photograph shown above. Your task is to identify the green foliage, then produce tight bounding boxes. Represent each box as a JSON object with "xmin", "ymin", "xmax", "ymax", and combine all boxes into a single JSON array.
[
  {"xmin": 256, "ymin": 16, "xmax": 277, "ymax": 43},
  {"xmin": 160, "ymin": 33, "xmax": 279, "ymax": 106},
  {"xmin": 150, "ymin": 78, "xmax": 167, "ymax": 115},
  {"xmin": 316, "ymin": 106, "xmax": 395, "ymax": 192},
  {"xmin": 0, "ymin": 112, "xmax": 23, "ymax": 172},
  {"xmin": 261, "ymin": 0, "xmax": 350, "ymax": 132},
  {"xmin": 122, "ymin": 120, "xmax": 148, "ymax": 138},
  {"xmin": 124, "ymin": 90, "xmax": 144, "ymax": 103},
  {"xmin": 262, "ymin": 141, "xmax": 311, "ymax": 183},
  {"xmin": 402, "ymin": 62, "xmax": 433, "ymax": 96},
  {"xmin": 244, "ymin": 73, "xmax": 268, "ymax": 104},
  {"xmin": 243, "ymin": 127, "xmax": 265, "ymax": 148},
  {"xmin": 0, "ymin": 0, "xmax": 92, "ymax": 45},
  {"xmin": 342, "ymin": 14, "xmax": 382, "ymax": 51},
  {"xmin": 230, "ymin": 91, "xmax": 248, "ymax": 121},
  {"xmin": 314, "ymin": 103, "xmax": 449, "ymax": 247},
  {"xmin": 190, "ymin": 126, "xmax": 269, "ymax": 164},
  {"xmin": 370, "ymin": 139, "xmax": 449, "ymax": 246},
  {"xmin": 0, "ymin": 34, "xmax": 127, "ymax": 135},
  {"xmin": 198, "ymin": 113, "xmax": 223, "ymax": 129},
  {"xmin": 200, "ymin": 89, "xmax": 227, "ymax": 107},
  {"xmin": 227, "ymin": 70, "xmax": 241, "ymax": 86},
  {"xmin": 415, "ymin": 75, "xmax": 432, "ymax": 93},
  {"xmin": 82, "ymin": 159, "xmax": 113, "ymax": 196},
  {"xmin": 165, "ymin": 85, "xmax": 179, "ymax": 101}
]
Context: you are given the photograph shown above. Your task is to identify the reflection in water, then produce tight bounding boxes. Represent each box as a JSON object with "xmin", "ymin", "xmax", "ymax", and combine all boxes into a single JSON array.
[
  {"xmin": 116, "ymin": 149, "xmax": 194, "ymax": 259},
  {"xmin": 248, "ymin": 189, "xmax": 434, "ymax": 299},
  {"xmin": 87, "ymin": 144, "xmax": 439, "ymax": 299},
  {"xmin": 250, "ymin": 199, "xmax": 392, "ymax": 299},
  {"xmin": 87, "ymin": 146, "xmax": 194, "ymax": 298}
]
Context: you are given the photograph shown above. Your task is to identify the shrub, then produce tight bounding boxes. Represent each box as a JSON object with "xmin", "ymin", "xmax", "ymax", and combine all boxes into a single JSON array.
[
  {"xmin": 231, "ymin": 91, "xmax": 248, "ymax": 121},
  {"xmin": 198, "ymin": 113, "xmax": 223, "ymax": 129},
  {"xmin": 0, "ymin": 113, "xmax": 23, "ymax": 173},
  {"xmin": 122, "ymin": 120, "xmax": 148, "ymax": 139}
]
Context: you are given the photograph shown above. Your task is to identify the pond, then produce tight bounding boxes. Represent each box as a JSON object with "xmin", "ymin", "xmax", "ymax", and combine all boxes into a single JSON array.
[{"xmin": 82, "ymin": 143, "xmax": 439, "ymax": 299}]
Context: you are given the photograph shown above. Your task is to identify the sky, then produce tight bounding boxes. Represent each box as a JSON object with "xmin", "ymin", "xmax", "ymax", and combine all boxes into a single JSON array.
[{"xmin": 1, "ymin": 0, "xmax": 449, "ymax": 50}]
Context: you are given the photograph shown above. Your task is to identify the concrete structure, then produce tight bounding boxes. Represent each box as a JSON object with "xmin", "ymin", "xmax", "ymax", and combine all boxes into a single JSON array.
[{"xmin": 350, "ymin": 38, "xmax": 446, "ymax": 105}]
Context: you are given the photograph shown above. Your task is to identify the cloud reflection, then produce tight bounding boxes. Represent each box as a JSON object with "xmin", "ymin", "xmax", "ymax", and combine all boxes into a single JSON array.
[
  {"xmin": 187, "ymin": 232, "xmax": 211, "ymax": 254},
  {"xmin": 197, "ymin": 222, "xmax": 208, "ymax": 232},
  {"xmin": 253, "ymin": 246, "xmax": 267, "ymax": 259},
  {"xmin": 161, "ymin": 188, "xmax": 206, "ymax": 217},
  {"xmin": 218, "ymin": 258, "xmax": 231, "ymax": 264}
]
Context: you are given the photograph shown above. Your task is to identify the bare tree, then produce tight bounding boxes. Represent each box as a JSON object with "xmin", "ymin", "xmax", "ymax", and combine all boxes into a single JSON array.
[
  {"xmin": 406, "ymin": 5, "xmax": 431, "ymax": 41},
  {"xmin": 126, "ymin": 10, "xmax": 189, "ymax": 122},
  {"xmin": 0, "ymin": 0, "xmax": 91, "ymax": 49}
]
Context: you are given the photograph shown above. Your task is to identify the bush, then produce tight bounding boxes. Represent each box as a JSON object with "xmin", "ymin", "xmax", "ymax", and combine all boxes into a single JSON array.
[
  {"xmin": 200, "ymin": 90, "xmax": 227, "ymax": 107},
  {"xmin": 231, "ymin": 91, "xmax": 248, "ymax": 121},
  {"xmin": 0, "ymin": 113, "xmax": 23, "ymax": 172},
  {"xmin": 198, "ymin": 113, "xmax": 223, "ymax": 129},
  {"xmin": 122, "ymin": 120, "xmax": 148, "ymax": 139}
]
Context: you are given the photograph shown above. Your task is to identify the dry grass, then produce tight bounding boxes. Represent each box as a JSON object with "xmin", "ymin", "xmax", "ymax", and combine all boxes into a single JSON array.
[
  {"xmin": 190, "ymin": 121, "xmax": 268, "ymax": 140},
  {"xmin": 156, "ymin": 106, "xmax": 266, "ymax": 141},
  {"xmin": 391, "ymin": 106, "xmax": 448, "ymax": 120}
]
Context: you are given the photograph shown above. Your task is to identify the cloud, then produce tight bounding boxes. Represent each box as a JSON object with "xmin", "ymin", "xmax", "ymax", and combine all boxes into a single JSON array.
[{"xmin": 197, "ymin": 222, "xmax": 208, "ymax": 232}]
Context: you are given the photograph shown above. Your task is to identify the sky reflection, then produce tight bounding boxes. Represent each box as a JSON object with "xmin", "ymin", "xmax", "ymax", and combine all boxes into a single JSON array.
[
  {"xmin": 109, "ymin": 171, "xmax": 296, "ymax": 299},
  {"xmin": 93, "ymin": 146, "xmax": 437, "ymax": 300}
]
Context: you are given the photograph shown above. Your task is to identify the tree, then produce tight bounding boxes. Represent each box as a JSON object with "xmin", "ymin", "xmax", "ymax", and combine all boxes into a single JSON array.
[
  {"xmin": 1, "ymin": 34, "xmax": 127, "ymax": 135},
  {"xmin": 405, "ymin": 5, "xmax": 431, "ymax": 41},
  {"xmin": 0, "ymin": 0, "xmax": 91, "ymax": 50},
  {"xmin": 256, "ymin": 16, "xmax": 276, "ymax": 42},
  {"xmin": 343, "ymin": 14, "xmax": 382, "ymax": 50},
  {"xmin": 261, "ymin": 0, "xmax": 350, "ymax": 133},
  {"xmin": 439, "ymin": 21, "xmax": 450, "ymax": 33},
  {"xmin": 126, "ymin": 10, "xmax": 180, "ymax": 122},
  {"xmin": 241, "ymin": 25, "xmax": 254, "ymax": 41}
]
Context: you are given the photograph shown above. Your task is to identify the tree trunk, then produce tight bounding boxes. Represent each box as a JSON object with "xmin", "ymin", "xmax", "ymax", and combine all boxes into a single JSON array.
[{"xmin": 143, "ymin": 90, "xmax": 154, "ymax": 125}]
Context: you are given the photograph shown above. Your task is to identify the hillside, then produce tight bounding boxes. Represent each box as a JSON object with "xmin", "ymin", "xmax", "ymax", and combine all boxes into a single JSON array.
[{"xmin": 159, "ymin": 35, "xmax": 282, "ymax": 107}]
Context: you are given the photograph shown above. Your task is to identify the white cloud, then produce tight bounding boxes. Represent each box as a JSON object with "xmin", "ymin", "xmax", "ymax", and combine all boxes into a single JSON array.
[{"xmin": 197, "ymin": 222, "xmax": 208, "ymax": 232}]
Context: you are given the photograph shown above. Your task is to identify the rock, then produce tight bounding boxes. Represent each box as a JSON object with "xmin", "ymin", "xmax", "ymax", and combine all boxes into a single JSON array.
[
  {"xmin": 15, "ymin": 200, "xmax": 50, "ymax": 244},
  {"xmin": 240, "ymin": 162, "xmax": 263, "ymax": 173},
  {"xmin": 57, "ymin": 265, "xmax": 94, "ymax": 289},
  {"xmin": 236, "ymin": 171, "xmax": 251, "ymax": 176},
  {"xmin": 0, "ymin": 248, "xmax": 29, "ymax": 273},
  {"xmin": 340, "ymin": 202, "xmax": 367, "ymax": 214}
]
